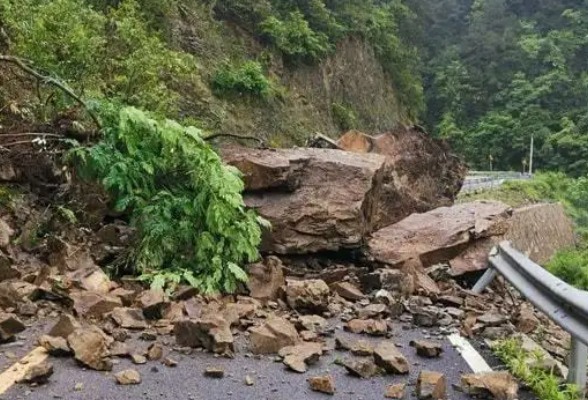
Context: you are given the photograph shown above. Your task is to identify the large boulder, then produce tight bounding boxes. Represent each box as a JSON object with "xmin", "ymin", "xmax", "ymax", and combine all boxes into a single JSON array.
[
  {"xmin": 222, "ymin": 147, "xmax": 387, "ymax": 254},
  {"xmin": 367, "ymin": 201, "xmax": 511, "ymax": 269},
  {"xmin": 337, "ymin": 128, "xmax": 468, "ymax": 230}
]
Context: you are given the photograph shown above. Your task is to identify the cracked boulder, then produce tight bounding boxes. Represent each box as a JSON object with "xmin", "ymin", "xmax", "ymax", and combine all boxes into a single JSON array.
[{"xmin": 367, "ymin": 201, "xmax": 511, "ymax": 270}]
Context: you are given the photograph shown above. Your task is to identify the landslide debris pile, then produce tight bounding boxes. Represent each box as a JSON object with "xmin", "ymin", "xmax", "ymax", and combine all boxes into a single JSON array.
[{"xmin": 0, "ymin": 131, "xmax": 572, "ymax": 398}]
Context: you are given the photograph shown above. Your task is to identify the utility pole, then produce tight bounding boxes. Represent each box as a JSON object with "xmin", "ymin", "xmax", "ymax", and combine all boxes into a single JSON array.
[{"xmin": 529, "ymin": 135, "xmax": 534, "ymax": 176}]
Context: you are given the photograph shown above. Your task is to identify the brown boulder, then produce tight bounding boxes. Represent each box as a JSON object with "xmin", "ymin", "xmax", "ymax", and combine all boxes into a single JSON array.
[
  {"xmin": 248, "ymin": 317, "xmax": 300, "ymax": 354},
  {"xmin": 461, "ymin": 372, "xmax": 518, "ymax": 400},
  {"xmin": 345, "ymin": 319, "xmax": 387, "ymax": 336},
  {"xmin": 19, "ymin": 361, "xmax": 54, "ymax": 384},
  {"xmin": 374, "ymin": 342, "xmax": 410, "ymax": 374},
  {"xmin": 0, "ymin": 313, "xmax": 25, "ymax": 342},
  {"xmin": 410, "ymin": 340, "xmax": 443, "ymax": 358},
  {"xmin": 0, "ymin": 219, "xmax": 14, "ymax": 249},
  {"xmin": 246, "ymin": 256, "xmax": 285, "ymax": 301},
  {"xmin": 137, "ymin": 289, "xmax": 168, "ymax": 320},
  {"xmin": 174, "ymin": 316, "xmax": 234, "ymax": 355},
  {"xmin": 72, "ymin": 291, "xmax": 122, "ymax": 319},
  {"xmin": 222, "ymin": 146, "xmax": 387, "ymax": 254},
  {"xmin": 0, "ymin": 254, "xmax": 20, "ymax": 281},
  {"xmin": 416, "ymin": 371, "xmax": 447, "ymax": 400},
  {"xmin": 111, "ymin": 307, "xmax": 148, "ymax": 330},
  {"xmin": 330, "ymin": 281, "xmax": 364, "ymax": 301},
  {"xmin": 67, "ymin": 327, "xmax": 112, "ymax": 371},
  {"xmin": 48, "ymin": 314, "xmax": 81, "ymax": 339},
  {"xmin": 368, "ymin": 201, "xmax": 511, "ymax": 269},
  {"xmin": 285, "ymin": 279, "xmax": 330, "ymax": 313},
  {"xmin": 308, "ymin": 374, "xmax": 336, "ymax": 395},
  {"xmin": 342, "ymin": 358, "xmax": 380, "ymax": 378}
]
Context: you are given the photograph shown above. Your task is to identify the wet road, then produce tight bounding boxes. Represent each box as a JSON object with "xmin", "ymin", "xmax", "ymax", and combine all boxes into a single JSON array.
[{"xmin": 2, "ymin": 321, "xmax": 484, "ymax": 400}]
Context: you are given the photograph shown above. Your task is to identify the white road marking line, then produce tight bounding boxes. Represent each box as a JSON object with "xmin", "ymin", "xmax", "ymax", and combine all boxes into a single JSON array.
[
  {"xmin": 0, "ymin": 346, "xmax": 48, "ymax": 395},
  {"xmin": 448, "ymin": 333, "xmax": 493, "ymax": 373}
]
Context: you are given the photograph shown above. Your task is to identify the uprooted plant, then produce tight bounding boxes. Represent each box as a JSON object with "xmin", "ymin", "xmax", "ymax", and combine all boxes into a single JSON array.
[{"xmin": 69, "ymin": 104, "xmax": 268, "ymax": 293}]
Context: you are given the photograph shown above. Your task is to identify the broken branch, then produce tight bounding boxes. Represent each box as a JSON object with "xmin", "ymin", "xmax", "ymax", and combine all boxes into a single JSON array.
[
  {"xmin": 0, "ymin": 54, "xmax": 101, "ymax": 131},
  {"xmin": 203, "ymin": 132, "xmax": 264, "ymax": 144}
]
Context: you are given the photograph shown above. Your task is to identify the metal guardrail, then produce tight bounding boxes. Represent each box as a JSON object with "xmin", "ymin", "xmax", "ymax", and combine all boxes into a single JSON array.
[{"xmin": 473, "ymin": 241, "xmax": 588, "ymax": 392}]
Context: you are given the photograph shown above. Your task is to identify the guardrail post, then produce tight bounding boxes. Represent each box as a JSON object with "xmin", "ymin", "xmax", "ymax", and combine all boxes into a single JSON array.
[
  {"xmin": 568, "ymin": 337, "xmax": 587, "ymax": 396},
  {"xmin": 472, "ymin": 268, "xmax": 498, "ymax": 295}
]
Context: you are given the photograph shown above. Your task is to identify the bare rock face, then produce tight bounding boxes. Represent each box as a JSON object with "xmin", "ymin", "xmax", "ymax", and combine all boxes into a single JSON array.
[
  {"xmin": 173, "ymin": 316, "xmax": 234, "ymax": 355},
  {"xmin": 461, "ymin": 372, "xmax": 518, "ymax": 400},
  {"xmin": 246, "ymin": 256, "xmax": 285, "ymax": 301},
  {"xmin": 221, "ymin": 147, "xmax": 387, "ymax": 254},
  {"xmin": 416, "ymin": 371, "xmax": 447, "ymax": 400},
  {"xmin": 67, "ymin": 327, "xmax": 112, "ymax": 371},
  {"xmin": 368, "ymin": 201, "xmax": 511, "ymax": 269},
  {"xmin": 285, "ymin": 279, "xmax": 330, "ymax": 313},
  {"xmin": 374, "ymin": 342, "xmax": 410, "ymax": 374},
  {"xmin": 248, "ymin": 317, "xmax": 300, "ymax": 354},
  {"xmin": 337, "ymin": 129, "xmax": 467, "ymax": 230}
]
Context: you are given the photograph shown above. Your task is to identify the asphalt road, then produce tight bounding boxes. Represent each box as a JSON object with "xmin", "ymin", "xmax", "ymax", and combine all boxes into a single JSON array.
[{"xmin": 2, "ymin": 320, "xmax": 487, "ymax": 400}]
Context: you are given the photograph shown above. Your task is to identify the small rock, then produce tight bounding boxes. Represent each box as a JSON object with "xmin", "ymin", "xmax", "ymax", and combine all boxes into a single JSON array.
[
  {"xmin": 437, "ymin": 295, "xmax": 463, "ymax": 307},
  {"xmin": 330, "ymin": 282, "xmax": 364, "ymax": 301},
  {"xmin": 279, "ymin": 342, "xmax": 322, "ymax": 373},
  {"xmin": 20, "ymin": 361, "xmax": 53, "ymax": 384},
  {"xmin": 244, "ymin": 375, "xmax": 254, "ymax": 386},
  {"xmin": 71, "ymin": 291, "xmax": 122, "ymax": 319},
  {"xmin": 204, "ymin": 367, "xmax": 225, "ymax": 379},
  {"xmin": 174, "ymin": 316, "xmax": 234, "ymax": 355},
  {"xmin": 413, "ymin": 308, "xmax": 437, "ymax": 327},
  {"xmin": 147, "ymin": 343, "xmax": 164, "ymax": 361},
  {"xmin": 515, "ymin": 307, "xmax": 539, "ymax": 334},
  {"xmin": 38, "ymin": 335, "xmax": 71, "ymax": 356},
  {"xmin": 247, "ymin": 257, "xmax": 285, "ymax": 301},
  {"xmin": 0, "ymin": 313, "xmax": 25, "ymax": 342},
  {"xmin": 350, "ymin": 340, "xmax": 374, "ymax": 356},
  {"xmin": 461, "ymin": 372, "xmax": 518, "ymax": 400},
  {"xmin": 115, "ymin": 369, "xmax": 141, "ymax": 385},
  {"xmin": 162, "ymin": 357, "xmax": 178, "ymax": 367},
  {"xmin": 248, "ymin": 317, "xmax": 300, "ymax": 354},
  {"xmin": 67, "ymin": 327, "xmax": 112, "ymax": 371},
  {"xmin": 300, "ymin": 330, "xmax": 318, "ymax": 341},
  {"xmin": 48, "ymin": 315, "xmax": 81, "ymax": 339},
  {"xmin": 373, "ymin": 342, "xmax": 409, "ymax": 374},
  {"xmin": 477, "ymin": 313, "xmax": 507, "ymax": 327},
  {"xmin": 357, "ymin": 304, "xmax": 388, "ymax": 320},
  {"xmin": 296, "ymin": 315, "xmax": 329, "ymax": 334},
  {"xmin": 342, "ymin": 358, "xmax": 379, "ymax": 378},
  {"xmin": 131, "ymin": 354, "xmax": 147, "ymax": 364},
  {"xmin": 111, "ymin": 307, "xmax": 147, "ymax": 330},
  {"xmin": 410, "ymin": 340, "xmax": 443, "ymax": 358},
  {"xmin": 416, "ymin": 371, "xmax": 447, "ymax": 400},
  {"xmin": 345, "ymin": 319, "xmax": 387, "ymax": 336},
  {"xmin": 137, "ymin": 289, "xmax": 168, "ymax": 320},
  {"xmin": 308, "ymin": 374, "xmax": 335, "ymax": 395},
  {"xmin": 385, "ymin": 383, "xmax": 406, "ymax": 399},
  {"xmin": 335, "ymin": 337, "xmax": 353, "ymax": 351},
  {"xmin": 285, "ymin": 279, "xmax": 330, "ymax": 313}
]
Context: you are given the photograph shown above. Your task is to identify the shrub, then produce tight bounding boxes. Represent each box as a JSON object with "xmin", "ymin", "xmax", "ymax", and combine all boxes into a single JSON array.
[
  {"xmin": 259, "ymin": 11, "xmax": 333, "ymax": 62},
  {"xmin": 212, "ymin": 60, "xmax": 271, "ymax": 98},
  {"xmin": 331, "ymin": 102, "xmax": 357, "ymax": 131},
  {"xmin": 547, "ymin": 248, "xmax": 588, "ymax": 291},
  {"xmin": 70, "ymin": 105, "xmax": 266, "ymax": 293}
]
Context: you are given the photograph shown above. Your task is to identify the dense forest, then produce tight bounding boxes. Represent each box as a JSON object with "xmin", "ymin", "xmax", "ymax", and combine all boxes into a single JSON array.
[{"xmin": 408, "ymin": 0, "xmax": 588, "ymax": 175}]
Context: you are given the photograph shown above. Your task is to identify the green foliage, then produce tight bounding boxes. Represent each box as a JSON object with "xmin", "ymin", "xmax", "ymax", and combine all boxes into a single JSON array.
[
  {"xmin": 0, "ymin": 0, "xmax": 194, "ymax": 115},
  {"xmin": 547, "ymin": 248, "xmax": 588, "ymax": 291},
  {"xmin": 212, "ymin": 60, "xmax": 271, "ymax": 98},
  {"xmin": 71, "ymin": 105, "xmax": 265, "ymax": 293},
  {"xmin": 259, "ymin": 11, "xmax": 333, "ymax": 62},
  {"xmin": 331, "ymin": 102, "xmax": 357, "ymax": 131},
  {"xmin": 494, "ymin": 338, "xmax": 582, "ymax": 400}
]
